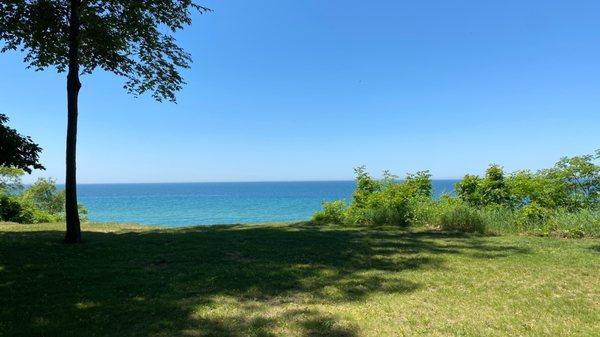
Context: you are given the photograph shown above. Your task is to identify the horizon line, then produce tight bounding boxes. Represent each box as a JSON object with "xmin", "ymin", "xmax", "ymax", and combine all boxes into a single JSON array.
[{"xmin": 47, "ymin": 178, "xmax": 463, "ymax": 185}]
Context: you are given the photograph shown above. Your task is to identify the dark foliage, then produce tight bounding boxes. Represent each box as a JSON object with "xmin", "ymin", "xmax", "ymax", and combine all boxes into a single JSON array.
[
  {"xmin": 0, "ymin": 113, "xmax": 44, "ymax": 173},
  {"xmin": 1, "ymin": 0, "xmax": 210, "ymax": 102}
]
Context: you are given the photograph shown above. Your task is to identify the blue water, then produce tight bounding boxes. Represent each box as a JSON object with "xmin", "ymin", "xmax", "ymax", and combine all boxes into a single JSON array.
[{"xmin": 76, "ymin": 180, "xmax": 458, "ymax": 227}]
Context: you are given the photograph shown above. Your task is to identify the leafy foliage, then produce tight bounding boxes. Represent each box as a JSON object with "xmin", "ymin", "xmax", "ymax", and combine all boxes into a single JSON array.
[
  {"xmin": 0, "ymin": 169, "xmax": 87, "ymax": 223},
  {"xmin": 0, "ymin": 195, "xmax": 29, "ymax": 223},
  {"xmin": 457, "ymin": 151, "xmax": 599, "ymax": 211},
  {"xmin": 544, "ymin": 150, "xmax": 600, "ymax": 209},
  {"xmin": 312, "ymin": 200, "xmax": 347, "ymax": 224},
  {"xmin": 313, "ymin": 167, "xmax": 433, "ymax": 226},
  {"xmin": 0, "ymin": 114, "xmax": 44, "ymax": 173},
  {"xmin": 22, "ymin": 178, "xmax": 65, "ymax": 214},
  {"xmin": 0, "ymin": 166, "xmax": 25, "ymax": 194},
  {"xmin": 515, "ymin": 201, "xmax": 552, "ymax": 228},
  {"xmin": 454, "ymin": 174, "xmax": 481, "ymax": 206},
  {"xmin": 313, "ymin": 150, "xmax": 599, "ymax": 237},
  {"xmin": 456, "ymin": 165, "xmax": 511, "ymax": 207},
  {"xmin": 404, "ymin": 170, "xmax": 433, "ymax": 198},
  {"xmin": 0, "ymin": 0, "xmax": 210, "ymax": 102}
]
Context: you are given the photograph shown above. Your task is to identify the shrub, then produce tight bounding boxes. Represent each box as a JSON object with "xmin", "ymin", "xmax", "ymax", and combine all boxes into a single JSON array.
[
  {"xmin": 0, "ymin": 170, "xmax": 88, "ymax": 224},
  {"xmin": 456, "ymin": 165, "xmax": 511, "ymax": 207},
  {"xmin": 351, "ymin": 179, "xmax": 427, "ymax": 226},
  {"xmin": 316, "ymin": 167, "xmax": 433, "ymax": 227},
  {"xmin": 351, "ymin": 166, "xmax": 382, "ymax": 210},
  {"xmin": 0, "ymin": 195, "xmax": 28, "ymax": 223},
  {"xmin": 78, "ymin": 203, "xmax": 89, "ymax": 222},
  {"xmin": 363, "ymin": 185, "xmax": 413, "ymax": 226},
  {"xmin": 312, "ymin": 150, "xmax": 599, "ymax": 237},
  {"xmin": 22, "ymin": 178, "xmax": 64, "ymax": 214},
  {"xmin": 410, "ymin": 197, "xmax": 438, "ymax": 227},
  {"xmin": 434, "ymin": 201, "xmax": 486, "ymax": 234},
  {"xmin": 515, "ymin": 202, "xmax": 553, "ymax": 228},
  {"xmin": 455, "ymin": 174, "xmax": 482, "ymax": 206},
  {"xmin": 313, "ymin": 200, "xmax": 347, "ymax": 224},
  {"xmin": 404, "ymin": 170, "xmax": 433, "ymax": 198},
  {"xmin": 0, "ymin": 196, "xmax": 61, "ymax": 224}
]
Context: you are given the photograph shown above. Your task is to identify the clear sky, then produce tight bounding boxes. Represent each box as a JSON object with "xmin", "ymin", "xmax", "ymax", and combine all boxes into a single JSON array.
[{"xmin": 1, "ymin": 0, "xmax": 599, "ymax": 183}]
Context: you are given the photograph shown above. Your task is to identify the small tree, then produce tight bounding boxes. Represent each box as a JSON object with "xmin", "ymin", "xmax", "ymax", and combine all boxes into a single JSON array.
[
  {"xmin": 0, "ymin": 166, "xmax": 25, "ymax": 195},
  {"xmin": 455, "ymin": 174, "xmax": 482, "ymax": 206},
  {"xmin": 23, "ymin": 178, "xmax": 65, "ymax": 214},
  {"xmin": 544, "ymin": 150, "xmax": 600, "ymax": 209},
  {"xmin": 480, "ymin": 165, "xmax": 511, "ymax": 206},
  {"xmin": 1, "ymin": 1, "xmax": 209, "ymax": 243}
]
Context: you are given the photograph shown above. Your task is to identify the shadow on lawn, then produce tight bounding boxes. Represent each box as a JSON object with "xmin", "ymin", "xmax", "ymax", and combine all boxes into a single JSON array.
[{"xmin": 0, "ymin": 223, "xmax": 530, "ymax": 337}]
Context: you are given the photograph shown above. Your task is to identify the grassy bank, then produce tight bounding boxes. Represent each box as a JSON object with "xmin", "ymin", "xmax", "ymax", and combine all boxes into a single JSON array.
[{"xmin": 1, "ymin": 222, "xmax": 599, "ymax": 337}]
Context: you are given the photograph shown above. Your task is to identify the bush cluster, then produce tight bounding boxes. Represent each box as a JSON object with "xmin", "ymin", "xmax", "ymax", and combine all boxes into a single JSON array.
[
  {"xmin": 313, "ymin": 167, "xmax": 432, "ymax": 227},
  {"xmin": 313, "ymin": 150, "xmax": 600, "ymax": 238},
  {"xmin": 0, "ymin": 167, "xmax": 88, "ymax": 224}
]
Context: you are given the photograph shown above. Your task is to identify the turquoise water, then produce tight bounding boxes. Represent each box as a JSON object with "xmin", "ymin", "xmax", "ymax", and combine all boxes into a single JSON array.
[{"xmin": 77, "ymin": 181, "xmax": 458, "ymax": 227}]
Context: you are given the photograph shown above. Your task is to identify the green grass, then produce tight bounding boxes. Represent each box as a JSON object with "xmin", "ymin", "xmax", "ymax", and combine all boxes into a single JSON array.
[{"xmin": 1, "ymin": 222, "xmax": 599, "ymax": 337}]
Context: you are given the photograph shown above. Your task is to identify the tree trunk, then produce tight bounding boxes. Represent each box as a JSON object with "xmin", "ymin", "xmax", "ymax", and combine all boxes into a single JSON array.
[{"xmin": 65, "ymin": 0, "xmax": 82, "ymax": 244}]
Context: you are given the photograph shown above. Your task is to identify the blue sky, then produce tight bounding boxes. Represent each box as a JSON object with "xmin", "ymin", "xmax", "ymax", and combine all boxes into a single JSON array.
[{"xmin": 1, "ymin": 0, "xmax": 599, "ymax": 183}]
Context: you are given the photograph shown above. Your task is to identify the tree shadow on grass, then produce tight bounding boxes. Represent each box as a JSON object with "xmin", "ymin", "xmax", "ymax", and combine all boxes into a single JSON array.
[{"xmin": 0, "ymin": 223, "xmax": 530, "ymax": 336}]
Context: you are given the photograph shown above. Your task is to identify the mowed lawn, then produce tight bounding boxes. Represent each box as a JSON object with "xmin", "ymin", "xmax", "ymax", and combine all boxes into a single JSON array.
[{"xmin": 0, "ymin": 222, "xmax": 598, "ymax": 337}]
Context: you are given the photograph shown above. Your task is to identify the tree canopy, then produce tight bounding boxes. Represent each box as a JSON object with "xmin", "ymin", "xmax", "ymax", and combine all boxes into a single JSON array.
[
  {"xmin": 0, "ymin": 114, "xmax": 44, "ymax": 173},
  {"xmin": 1, "ymin": 0, "xmax": 209, "ymax": 101}
]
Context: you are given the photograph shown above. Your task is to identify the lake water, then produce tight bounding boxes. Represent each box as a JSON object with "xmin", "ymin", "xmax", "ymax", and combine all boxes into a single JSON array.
[{"xmin": 77, "ymin": 180, "xmax": 458, "ymax": 227}]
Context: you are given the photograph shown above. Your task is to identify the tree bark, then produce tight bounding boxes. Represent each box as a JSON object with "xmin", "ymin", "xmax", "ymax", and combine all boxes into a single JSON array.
[{"xmin": 65, "ymin": 0, "xmax": 82, "ymax": 244}]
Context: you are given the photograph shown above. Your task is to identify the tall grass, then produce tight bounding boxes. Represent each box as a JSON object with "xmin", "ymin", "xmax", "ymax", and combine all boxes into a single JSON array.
[
  {"xmin": 410, "ymin": 200, "xmax": 600, "ymax": 238},
  {"xmin": 479, "ymin": 206, "xmax": 520, "ymax": 234},
  {"xmin": 434, "ymin": 203, "xmax": 486, "ymax": 233},
  {"xmin": 544, "ymin": 209, "xmax": 600, "ymax": 238}
]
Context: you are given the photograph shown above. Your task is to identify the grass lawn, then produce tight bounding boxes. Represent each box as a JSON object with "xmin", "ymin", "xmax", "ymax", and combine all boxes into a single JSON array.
[{"xmin": 1, "ymin": 222, "xmax": 599, "ymax": 337}]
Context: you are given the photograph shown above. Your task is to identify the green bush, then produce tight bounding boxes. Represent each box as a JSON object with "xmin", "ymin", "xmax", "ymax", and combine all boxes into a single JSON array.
[
  {"xmin": 22, "ymin": 178, "xmax": 64, "ymax": 214},
  {"xmin": 515, "ymin": 202, "xmax": 553, "ymax": 229},
  {"xmin": 456, "ymin": 165, "xmax": 511, "ymax": 207},
  {"xmin": 457, "ymin": 150, "xmax": 600, "ymax": 211},
  {"xmin": 0, "ymin": 169, "xmax": 88, "ymax": 224},
  {"xmin": 315, "ymin": 167, "xmax": 433, "ymax": 227},
  {"xmin": 404, "ymin": 171, "xmax": 433, "ymax": 198},
  {"xmin": 313, "ymin": 200, "xmax": 347, "ymax": 224},
  {"xmin": 409, "ymin": 197, "xmax": 438, "ymax": 227},
  {"xmin": 313, "ymin": 150, "xmax": 599, "ymax": 238},
  {"xmin": 348, "ymin": 177, "xmax": 426, "ymax": 226},
  {"xmin": 0, "ymin": 196, "xmax": 62, "ymax": 224},
  {"xmin": 0, "ymin": 195, "xmax": 28, "ymax": 223},
  {"xmin": 434, "ymin": 201, "xmax": 486, "ymax": 234},
  {"xmin": 364, "ymin": 186, "xmax": 412, "ymax": 226},
  {"xmin": 78, "ymin": 203, "xmax": 89, "ymax": 222}
]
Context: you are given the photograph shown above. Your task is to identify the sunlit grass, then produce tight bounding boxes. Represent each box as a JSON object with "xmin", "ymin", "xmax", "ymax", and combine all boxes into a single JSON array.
[{"xmin": 1, "ymin": 222, "xmax": 598, "ymax": 336}]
